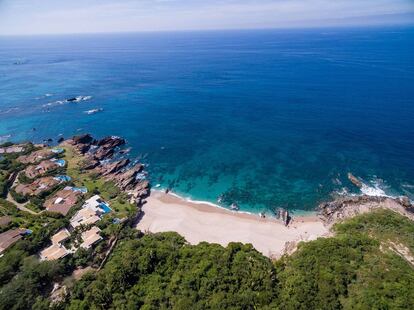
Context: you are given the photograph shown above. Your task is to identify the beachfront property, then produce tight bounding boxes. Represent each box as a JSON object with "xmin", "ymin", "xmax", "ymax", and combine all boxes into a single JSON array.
[
  {"xmin": 17, "ymin": 149, "xmax": 54, "ymax": 164},
  {"xmin": 70, "ymin": 195, "xmax": 111, "ymax": 229},
  {"xmin": 80, "ymin": 226, "xmax": 102, "ymax": 249},
  {"xmin": 0, "ymin": 144, "xmax": 26, "ymax": 154},
  {"xmin": 14, "ymin": 176, "xmax": 60, "ymax": 196},
  {"xmin": 24, "ymin": 159, "xmax": 62, "ymax": 179},
  {"xmin": 0, "ymin": 228, "xmax": 30, "ymax": 254},
  {"xmin": 44, "ymin": 187, "xmax": 83, "ymax": 216}
]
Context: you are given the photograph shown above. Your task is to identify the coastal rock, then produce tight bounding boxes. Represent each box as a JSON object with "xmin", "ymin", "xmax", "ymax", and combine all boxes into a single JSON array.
[
  {"xmin": 82, "ymin": 158, "xmax": 100, "ymax": 170},
  {"xmin": 398, "ymin": 196, "xmax": 412, "ymax": 208},
  {"xmin": 99, "ymin": 159, "xmax": 130, "ymax": 176},
  {"xmin": 72, "ymin": 134, "xmax": 94, "ymax": 145},
  {"xmin": 347, "ymin": 173, "xmax": 363, "ymax": 188},
  {"xmin": 97, "ymin": 136, "xmax": 125, "ymax": 149},
  {"xmin": 110, "ymin": 164, "xmax": 144, "ymax": 191},
  {"xmin": 57, "ymin": 137, "xmax": 65, "ymax": 144},
  {"xmin": 93, "ymin": 147, "xmax": 114, "ymax": 161},
  {"xmin": 318, "ymin": 195, "xmax": 414, "ymax": 224}
]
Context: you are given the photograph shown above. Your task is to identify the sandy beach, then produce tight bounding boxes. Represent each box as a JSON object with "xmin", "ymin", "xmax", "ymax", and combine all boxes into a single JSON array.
[{"xmin": 136, "ymin": 191, "xmax": 330, "ymax": 258}]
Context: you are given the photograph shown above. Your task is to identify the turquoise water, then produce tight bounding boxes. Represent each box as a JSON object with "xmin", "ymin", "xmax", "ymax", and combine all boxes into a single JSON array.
[{"xmin": 0, "ymin": 27, "xmax": 413, "ymax": 213}]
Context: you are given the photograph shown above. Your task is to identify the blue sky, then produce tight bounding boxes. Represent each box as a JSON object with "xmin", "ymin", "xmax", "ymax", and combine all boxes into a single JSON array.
[{"xmin": 0, "ymin": 0, "xmax": 413, "ymax": 35}]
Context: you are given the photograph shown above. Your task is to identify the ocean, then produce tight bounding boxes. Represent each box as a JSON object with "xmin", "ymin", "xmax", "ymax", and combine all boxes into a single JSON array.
[{"xmin": 0, "ymin": 27, "xmax": 413, "ymax": 214}]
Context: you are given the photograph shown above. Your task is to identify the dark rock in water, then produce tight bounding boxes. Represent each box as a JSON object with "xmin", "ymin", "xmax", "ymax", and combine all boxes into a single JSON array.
[
  {"xmin": 72, "ymin": 134, "xmax": 94, "ymax": 145},
  {"xmin": 348, "ymin": 173, "xmax": 363, "ymax": 188},
  {"xmin": 275, "ymin": 208, "xmax": 290, "ymax": 226},
  {"xmin": 57, "ymin": 137, "xmax": 64, "ymax": 143},
  {"xmin": 99, "ymin": 159, "xmax": 130, "ymax": 176},
  {"xmin": 94, "ymin": 147, "xmax": 114, "ymax": 160},
  {"xmin": 47, "ymin": 138, "xmax": 53, "ymax": 142},
  {"xmin": 398, "ymin": 196, "xmax": 412, "ymax": 208},
  {"xmin": 67, "ymin": 97, "xmax": 78, "ymax": 102},
  {"xmin": 97, "ymin": 136, "xmax": 126, "ymax": 149}
]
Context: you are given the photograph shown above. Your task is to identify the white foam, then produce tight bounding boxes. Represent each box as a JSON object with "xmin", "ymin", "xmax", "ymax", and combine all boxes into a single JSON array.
[{"xmin": 157, "ymin": 189, "xmax": 256, "ymax": 216}]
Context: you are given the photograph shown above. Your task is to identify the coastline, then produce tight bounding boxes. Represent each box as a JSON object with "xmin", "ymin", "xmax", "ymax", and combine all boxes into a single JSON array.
[{"xmin": 136, "ymin": 190, "xmax": 330, "ymax": 258}]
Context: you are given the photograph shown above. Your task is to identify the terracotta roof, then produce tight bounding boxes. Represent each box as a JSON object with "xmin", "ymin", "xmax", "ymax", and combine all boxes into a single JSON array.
[
  {"xmin": 70, "ymin": 208, "xmax": 100, "ymax": 228},
  {"xmin": 0, "ymin": 228, "xmax": 27, "ymax": 253},
  {"xmin": 80, "ymin": 226, "xmax": 102, "ymax": 249},
  {"xmin": 44, "ymin": 189, "xmax": 82, "ymax": 216},
  {"xmin": 51, "ymin": 229, "xmax": 71, "ymax": 245},
  {"xmin": 39, "ymin": 244, "xmax": 69, "ymax": 261}
]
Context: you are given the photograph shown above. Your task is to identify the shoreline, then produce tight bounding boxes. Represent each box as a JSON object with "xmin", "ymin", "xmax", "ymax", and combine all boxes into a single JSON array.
[
  {"xmin": 136, "ymin": 190, "xmax": 330, "ymax": 258},
  {"xmin": 154, "ymin": 187, "xmax": 319, "ymax": 217}
]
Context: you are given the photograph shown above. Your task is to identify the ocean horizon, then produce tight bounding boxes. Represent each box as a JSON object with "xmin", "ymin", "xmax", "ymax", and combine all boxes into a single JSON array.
[{"xmin": 1, "ymin": 26, "xmax": 413, "ymax": 214}]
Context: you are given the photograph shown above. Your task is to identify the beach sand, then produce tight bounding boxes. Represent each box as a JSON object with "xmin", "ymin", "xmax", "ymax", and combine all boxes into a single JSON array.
[{"xmin": 136, "ymin": 191, "xmax": 330, "ymax": 258}]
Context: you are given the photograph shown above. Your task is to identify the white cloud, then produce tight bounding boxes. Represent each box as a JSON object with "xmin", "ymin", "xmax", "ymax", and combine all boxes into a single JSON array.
[{"xmin": 0, "ymin": 0, "xmax": 413, "ymax": 35}]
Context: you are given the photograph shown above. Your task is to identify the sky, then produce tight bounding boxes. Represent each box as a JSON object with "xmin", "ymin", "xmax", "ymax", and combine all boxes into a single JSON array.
[{"xmin": 0, "ymin": 0, "xmax": 413, "ymax": 35}]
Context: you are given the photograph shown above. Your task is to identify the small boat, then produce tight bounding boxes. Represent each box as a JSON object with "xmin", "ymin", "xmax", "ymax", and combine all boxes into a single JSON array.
[{"xmin": 230, "ymin": 203, "xmax": 239, "ymax": 211}]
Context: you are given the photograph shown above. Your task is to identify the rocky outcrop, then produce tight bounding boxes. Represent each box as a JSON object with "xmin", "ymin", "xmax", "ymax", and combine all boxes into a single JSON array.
[
  {"xmin": 72, "ymin": 134, "xmax": 94, "ymax": 145},
  {"xmin": 347, "ymin": 173, "xmax": 362, "ymax": 188},
  {"xmin": 319, "ymin": 195, "xmax": 414, "ymax": 225},
  {"xmin": 67, "ymin": 133, "xmax": 150, "ymax": 206},
  {"xmin": 97, "ymin": 136, "xmax": 125, "ymax": 149},
  {"xmin": 93, "ymin": 147, "xmax": 114, "ymax": 161},
  {"xmin": 98, "ymin": 159, "xmax": 130, "ymax": 176},
  {"xmin": 68, "ymin": 134, "xmax": 95, "ymax": 154}
]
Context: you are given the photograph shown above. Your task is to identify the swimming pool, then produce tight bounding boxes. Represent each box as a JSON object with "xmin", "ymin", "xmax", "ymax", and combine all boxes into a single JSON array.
[
  {"xmin": 51, "ymin": 159, "xmax": 66, "ymax": 167},
  {"xmin": 99, "ymin": 202, "xmax": 112, "ymax": 214},
  {"xmin": 54, "ymin": 175, "xmax": 71, "ymax": 182},
  {"xmin": 51, "ymin": 148, "xmax": 64, "ymax": 154}
]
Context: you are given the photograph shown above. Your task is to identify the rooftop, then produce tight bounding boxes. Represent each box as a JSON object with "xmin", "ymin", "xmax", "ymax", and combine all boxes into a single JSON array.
[
  {"xmin": 51, "ymin": 228, "xmax": 71, "ymax": 245},
  {"xmin": 70, "ymin": 208, "xmax": 100, "ymax": 228},
  {"xmin": 44, "ymin": 189, "xmax": 82, "ymax": 216},
  {"xmin": 80, "ymin": 226, "xmax": 102, "ymax": 249},
  {"xmin": 0, "ymin": 228, "xmax": 28, "ymax": 253},
  {"xmin": 39, "ymin": 244, "xmax": 69, "ymax": 261}
]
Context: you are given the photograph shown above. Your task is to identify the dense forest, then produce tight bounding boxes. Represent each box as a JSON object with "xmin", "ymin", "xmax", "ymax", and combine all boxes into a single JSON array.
[{"xmin": 0, "ymin": 209, "xmax": 413, "ymax": 309}]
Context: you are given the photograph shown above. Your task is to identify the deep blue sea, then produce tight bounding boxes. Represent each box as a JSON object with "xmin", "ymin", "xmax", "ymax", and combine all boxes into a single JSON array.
[{"xmin": 1, "ymin": 27, "xmax": 413, "ymax": 214}]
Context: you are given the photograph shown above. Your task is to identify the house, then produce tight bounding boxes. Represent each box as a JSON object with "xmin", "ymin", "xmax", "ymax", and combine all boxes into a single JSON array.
[
  {"xmin": 39, "ymin": 244, "xmax": 69, "ymax": 261},
  {"xmin": 82, "ymin": 195, "xmax": 112, "ymax": 215},
  {"xmin": 18, "ymin": 149, "xmax": 54, "ymax": 164},
  {"xmin": 51, "ymin": 228, "xmax": 70, "ymax": 245},
  {"xmin": 0, "ymin": 228, "xmax": 29, "ymax": 253},
  {"xmin": 39, "ymin": 229, "xmax": 71, "ymax": 261},
  {"xmin": 80, "ymin": 226, "xmax": 103, "ymax": 249},
  {"xmin": 24, "ymin": 160, "xmax": 60, "ymax": 179},
  {"xmin": 0, "ymin": 144, "xmax": 25, "ymax": 154},
  {"xmin": 14, "ymin": 176, "xmax": 60, "ymax": 196},
  {"xmin": 69, "ymin": 195, "xmax": 111, "ymax": 229},
  {"xmin": 44, "ymin": 188, "xmax": 83, "ymax": 216},
  {"xmin": 70, "ymin": 208, "xmax": 100, "ymax": 229}
]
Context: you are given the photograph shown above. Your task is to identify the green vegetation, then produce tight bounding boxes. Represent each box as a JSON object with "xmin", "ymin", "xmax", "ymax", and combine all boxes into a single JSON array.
[
  {"xmin": 58, "ymin": 209, "xmax": 414, "ymax": 310},
  {"xmin": 1, "ymin": 143, "xmax": 413, "ymax": 309}
]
